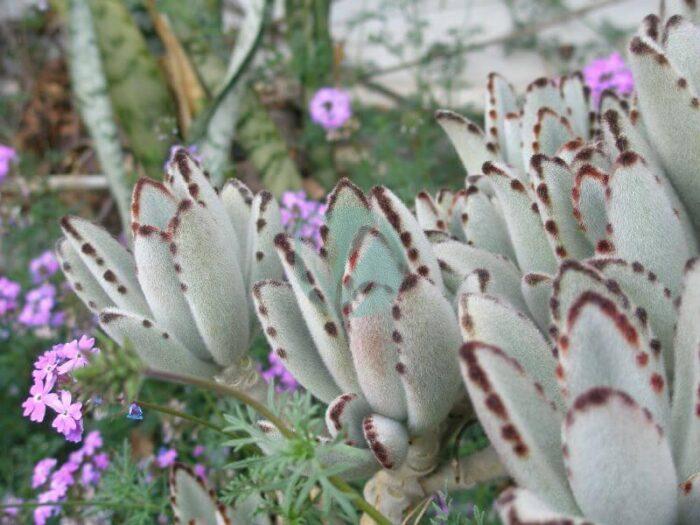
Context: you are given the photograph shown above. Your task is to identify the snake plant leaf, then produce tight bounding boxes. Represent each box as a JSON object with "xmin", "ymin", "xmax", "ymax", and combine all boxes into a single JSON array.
[
  {"xmin": 680, "ymin": 473, "xmax": 700, "ymax": 524},
  {"xmin": 253, "ymin": 280, "xmax": 340, "ymax": 403},
  {"xmin": 456, "ymin": 269, "xmax": 529, "ymax": 314},
  {"xmin": 55, "ymin": 238, "xmax": 114, "ymax": 315},
  {"xmin": 459, "ymin": 342, "xmax": 578, "ymax": 515},
  {"xmin": 460, "ymin": 183, "xmax": 516, "ymax": 261},
  {"xmin": 87, "ymin": 0, "xmax": 174, "ymax": 177},
  {"xmin": 99, "ymin": 308, "xmax": 217, "ymax": 377},
  {"xmin": 60, "ymin": 216, "xmax": 150, "ymax": 315},
  {"xmin": 459, "ymin": 293, "xmax": 561, "ymax": 408},
  {"xmin": 132, "ymin": 224, "xmax": 210, "ymax": 362},
  {"xmin": 167, "ymin": 199, "xmax": 249, "ymax": 367},
  {"xmin": 530, "ymin": 155, "xmax": 592, "ymax": 261},
  {"xmin": 586, "ymin": 258, "xmax": 676, "ymax": 375},
  {"xmin": 629, "ymin": 34, "xmax": 700, "ymax": 230},
  {"xmin": 495, "ymin": 488, "xmax": 591, "ymax": 525},
  {"xmin": 521, "ymin": 78, "xmax": 566, "ymax": 170},
  {"xmin": 67, "ymin": 0, "xmax": 131, "ymax": 232},
  {"xmin": 664, "ymin": 16, "xmax": 700, "ymax": 95},
  {"xmin": 325, "ymin": 393, "xmax": 371, "ymax": 447},
  {"xmin": 323, "ymin": 179, "xmax": 375, "ymax": 283},
  {"xmin": 435, "ymin": 110, "xmax": 498, "ymax": 175},
  {"xmin": 481, "ymin": 162, "xmax": 558, "ymax": 275},
  {"xmin": 362, "ymin": 414, "xmax": 409, "ymax": 470},
  {"xmin": 521, "ymin": 273, "xmax": 553, "ymax": 332},
  {"xmin": 562, "ymin": 388, "xmax": 678, "ymax": 525},
  {"xmin": 343, "ymin": 228, "xmax": 405, "ymax": 306},
  {"xmin": 672, "ymin": 258, "xmax": 700, "ymax": 479},
  {"xmin": 486, "ymin": 73, "xmax": 519, "ymax": 155},
  {"xmin": 346, "ymin": 283, "xmax": 407, "ymax": 421},
  {"xmin": 315, "ymin": 443, "xmax": 381, "ymax": 481},
  {"xmin": 274, "ymin": 234, "xmax": 359, "ymax": 393},
  {"xmin": 246, "ymin": 191, "xmax": 284, "ymax": 289},
  {"xmin": 433, "ymin": 240, "xmax": 522, "ymax": 297},
  {"xmin": 572, "ymin": 164, "xmax": 609, "ymax": 247},
  {"xmin": 392, "ymin": 274, "xmax": 462, "ymax": 434},
  {"xmin": 605, "ymin": 152, "xmax": 690, "ymax": 294},
  {"xmin": 221, "ymin": 179, "xmax": 254, "ymax": 259},
  {"xmin": 532, "ymin": 108, "xmax": 575, "ymax": 157},
  {"xmin": 131, "ymin": 178, "xmax": 177, "ymax": 230},
  {"xmin": 169, "ymin": 463, "xmax": 231, "ymax": 525},
  {"xmin": 371, "ymin": 186, "xmax": 445, "ymax": 292},
  {"xmin": 560, "ymin": 290, "xmax": 670, "ymax": 429},
  {"xmin": 559, "ymin": 72, "xmax": 591, "ymax": 139}
]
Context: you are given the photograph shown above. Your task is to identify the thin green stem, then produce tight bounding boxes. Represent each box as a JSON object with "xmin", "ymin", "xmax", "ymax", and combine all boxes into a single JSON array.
[{"xmin": 144, "ymin": 369, "xmax": 392, "ymax": 524}]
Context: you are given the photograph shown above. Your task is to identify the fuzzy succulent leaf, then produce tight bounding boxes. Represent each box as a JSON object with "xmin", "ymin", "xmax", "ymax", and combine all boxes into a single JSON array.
[
  {"xmin": 325, "ymin": 393, "xmax": 371, "ymax": 447},
  {"xmin": 60, "ymin": 216, "xmax": 150, "ymax": 315},
  {"xmin": 170, "ymin": 464, "xmax": 232, "ymax": 525},
  {"xmin": 98, "ymin": 308, "xmax": 217, "ymax": 377},
  {"xmin": 460, "ymin": 183, "xmax": 516, "ymax": 261},
  {"xmin": 455, "ymin": 268, "xmax": 529, "ymax": 315},
  {"xmin": 435, "ymin": 110, "xmax": 498, "ymax": 176},
  {"xmin": 495, "ymin": 488, "xmax": 592, "ymax": 525},
  {"xmin": 562, "ymin": 388, "xmax": 678, "ymax": 525},
  {"xmin": 246, "ymin": 192, "xmax": 284, "ymax": 289},
  {"xmin": 220, "ymin": 179, "xmax": 254, "ymax": 260},
  {"xmin": 132, "ymin": 178, "xmax": 178, "ymax": 230},
  {"xmin": 521, "ymin": 273, "xmax": 553, "ymax": 332},
  {"xmin": 532, "ymin": 108, "xmax": 575, "ymax": 157},
  {"xmin": 572, "ymin": 163, "xmax": 609, "ymax": 247},
  {"xmin": 680, "ymin": 473, "xmax": 700, "ymax": 524},
  {"xmin": 459, "ymin": 342, "xmax": 578, "ymax": 515},
  {"xmin": 361, "ymin": 414, "xmax": 409, "ymax": 470},
  {"xmin": 253, "ymin": 279, "xmax": 340, "ymax": 403},
  {"xmin": 521, "ymin": 78, "xmax": 566, "ymax": 169},
  {"xmin": 486, "ymin": 73, "xmax": 519, "ymax": 156},
  {"xmin": 392, "ymin": 275, "xmax": 462, "ymax": 435},
  {"xmin": 315, "ymin": 444, "xmax": 380, "ymax": 481},
  {"xmin": 559, "ymin": 73, "xmax": 591, "ymax": 139}
]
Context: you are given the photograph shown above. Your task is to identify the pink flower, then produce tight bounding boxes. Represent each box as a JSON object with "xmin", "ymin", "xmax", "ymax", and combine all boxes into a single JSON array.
[
  {"xmin": 81, "ymin": 462, "xmax": 100, "ymax": 486},
  {"xmin": 0, "ymin": 144, "xmax": 16, "ymax": 184},
  {"xmin": 33, "ymin": 350, "xmax": 60, "ymax": 382},
  {"xmin": 48, "ymin": 391, "xmax": 82, "ymax": 436},
  {"xmin": 22, "ymin": 377, "xmax": 58, "ymax": 423},
  {"xmin": 65, "ymin": 419, "xmax": 84, "ymax": 443},
  {"xmin": 309, "ymin": 87, "xmax": 352, "ymax": 130},
  {"xmin": 194, "ymin": 463, "xmax": 207, "ymax": 479},
  {"xmin": 155, "ymin": 448, "xmax": 178, "ymax": 468},
  {"xmin": 261, "ymin": 350, "xmax": 299, "ymax": 392},
  {"xmin": 32, "ymin": 458, "xmax": 58, "ymax": 488},
  {"xmin": 93, "ymin": 452, "xmax": 110, "ymax": 470},
  {"xmin": 57, "ymin": 340, "xmax": 89, "ymax": 375},
  {"xmin": 192, "ymin": 445, "xmax": 205, "ymax": 458},
  {"xmin": 582, "ymin": 51, "xmax": 634, "ymax": 105},
  {"xmin": 81, "ymin": 430, "xmax": 103, "ymax": 456},
  {"xmin": 34, "ymin": 489, "xmax": 60, "ymax": 525},
  {"xmin": 29, "ymin": 250, "xmax": 59, "ymax": 284}
]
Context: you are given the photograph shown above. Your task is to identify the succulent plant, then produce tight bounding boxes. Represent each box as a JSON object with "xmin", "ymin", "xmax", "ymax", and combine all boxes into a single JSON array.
[
  {"xmin": 252, "ymin": 178, "xmax": 466, "ymax": 520},
  {"xmin": 56, "ymin": 148, "xmax": 284, "ymax": 386},
  {"xmin": 427, "ymin": 9, "xmax": 700, "ymax": 525}
]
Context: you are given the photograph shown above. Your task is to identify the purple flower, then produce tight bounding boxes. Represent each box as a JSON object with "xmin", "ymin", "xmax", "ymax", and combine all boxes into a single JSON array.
[
  {"xmin": 126, "ymin": 402, "xmax": 143, "ymax": 420},
  {"xmin": 93, "ymin": 452, "xmax": 110, "ymax": 470},
  {"xmin": 57, "ymin": 340, "xmax": 89, "ymax": 375},
  {"xmin": 34, "ymin": 489, "xmax": 60, "ymax": 525},
  {"xmin": 280, "ymin": 191, "xmax": 326, "ymax": 248},
  {"xmin": 29, "ymin": 251, "xmax": 60, "ymax": 284},
  {"xmin": 32, "ymin": 458, "xmax": 58, "ymax": 488},
  {"xmin": 50, "ymin": 461, "xmax": 78, "ymax": 495},
  {"xmin": 33, "ymin": 350, "xmax": 60, "ymax": 382},
  {"xmin": 193, "ymin": 463, "xmax": 207, "ymax": 479},
  {"xmin": 309, "ymin": 87, "xmax": 352, "ymax": 130},
  {"xmin": 583, "ymin": 51, "xmax": 634, "ymax": 105},
  {"xmin": 80, "ymin": 462, "xmax": 100, "ymax": 486},
  {"xmin": 19, "ymin": 283, "xmax": 59, "ymax": 328},
  {"xmin": 22, "ymin": 377, "xmax": 58, "ymax": 423},
  {"xmin": 65, "ymin": 419, "xmax": 84, "ymax": 443},
  {"xmin": 261, "ymin": 350, "xmax": 299, "ymax": 392},
  {"xmin": 48, "ymin": 390, "xmax": 82, "ymax": 436},
  {"xmin": 0, "ymin": 276, "xmax": 20, "ymax": 316},
  {"xmin": 81, "ymin": 430, "xmax": 103, "ymax": 456},
  {"xmin": 2, "ymin": 495, "xmax": 21, "ymax": 517},
  {"xmin": 192, "ymin": 445, "xmax": 205, "ymax": 458},
  {"xmin": 155, "ymin": 448, "xmax": 178, "ymax": 468},
  {"xmin": 0, "ymin": 144, "xmax": 16, "ymax": 184}
]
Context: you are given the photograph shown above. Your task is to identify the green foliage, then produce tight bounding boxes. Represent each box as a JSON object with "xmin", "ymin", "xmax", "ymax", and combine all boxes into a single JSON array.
[
  {"xmin": 89, "ymin": 0, "xmax": 176, "ymax": 177},
  {"xmin": 221, "ymin": 390, "xmax": 359, "ymax": 524}
]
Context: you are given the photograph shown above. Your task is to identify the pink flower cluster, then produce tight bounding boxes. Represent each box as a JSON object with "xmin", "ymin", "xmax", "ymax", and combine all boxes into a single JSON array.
[
  {"xmin": 18, "ymin": 282, "xmax": 64, "ymax": 328},
  {"xmin": 29, "ymin": 250, "xmax": 60, "ymax": 284},
  {"xmin": 22, "ymin": 335, "xmax": 99, "ymax": 442},
  {"xmin": 0, "ymin": 276, "xmax": 21, "ymax": 316},
  {"xmin": 280, "ymin": 191, "xmax": 326, "ymax": 249},
  {"xmin": 582, "ymin": 51, "xmax": 634, "ymax": 105},
  {"xmin": 29, "ymin": 431, "xmax": 110, "ymax": 524},
  {"xmin": 261, "ymin": 350, "xmax": 299, "ymax": 393},
  {"xmin": 0, "ymin": 144, "xmax": 16, "ymax": 184}
]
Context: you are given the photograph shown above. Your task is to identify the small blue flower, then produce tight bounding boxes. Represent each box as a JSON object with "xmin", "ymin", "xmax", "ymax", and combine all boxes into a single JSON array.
[{"xmin": 126, "ymin": 402, "xmax": 143, "ymax": 421}]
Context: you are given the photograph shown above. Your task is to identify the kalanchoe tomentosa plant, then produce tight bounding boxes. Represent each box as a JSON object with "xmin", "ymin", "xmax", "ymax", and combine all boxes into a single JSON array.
[
  {"xmin": 253, "ymin": 178, "xmax": 467, "ymax": 521},
  {"xmin": 57, "ymin": 148, "xmax": 284, "ymax": 390},
  {"xmin": 429, "ymin": 6, "xmax": 700, "ymax": 525}
]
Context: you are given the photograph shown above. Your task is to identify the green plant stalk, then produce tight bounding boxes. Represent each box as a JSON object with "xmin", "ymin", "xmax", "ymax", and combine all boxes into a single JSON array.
[{"xmin": 144, "ymin": 369, "xmax": 392, "ymax": 525}]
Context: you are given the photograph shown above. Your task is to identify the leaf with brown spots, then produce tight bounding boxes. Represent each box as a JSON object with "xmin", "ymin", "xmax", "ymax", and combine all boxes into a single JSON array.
[
  {"xmin": 495, "ymin": 487, "xmax": 593, "ymax": 525},
  {"xmin": 435, "ymin": 109, "xmax": 499, "ymax": 176}
]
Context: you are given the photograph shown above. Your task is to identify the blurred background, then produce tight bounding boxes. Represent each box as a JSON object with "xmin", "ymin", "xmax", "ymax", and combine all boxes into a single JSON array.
[{"xmin": 0, "ymin": 0, "xmax": 661, "ymax": 522}]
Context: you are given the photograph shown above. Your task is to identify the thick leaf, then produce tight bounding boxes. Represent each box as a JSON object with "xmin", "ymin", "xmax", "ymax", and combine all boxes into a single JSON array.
[
  {"xmin": 629, "ymin": 34, "xmax": 700, "ymax": 230},
  {"xmin": 481, "ymin": 162, "xmax": 557, "ymax": 275},
  {"xmin": 680, "ymin": 472, "xmax": 700, "ymax": 525},
  {"xmin": 56, "ymin": 238, "xmax": 114, "ymax": 315},
  {"xmin": 496, "ymin": 488, "xmax": 593, "ymax": 525},
  {"xmin": 672, "ymin": 258, "xmax": 700, "ymax": 479},
  {"xmin": 325, "ymin": 393, "xmax": 371, "ymax": 447},
  {"xmin": 246, "ymin": 191, "xmax": 284, "ymax": 289},
  {"xmin": 253, "ymin": 280, "xmax": 340, "ymax": 403},
  {"xmin": 486, "ymin": 73, "xmax": 519, "ymax": 154},
  {"xmin": 362, "ymin": 414, "xmax": 409, "ymax": 470},
  {"xmin": 521, "ymin": 78, "xmax": 565, "ymax": 171},
  {"xmin": 455, "ymin": 268, "xmax": 529, "ymax": 315},
  {"xmin": 315, "ymin": 444, "xmax": 380, "ymax": 481},
  {"xmin": 220, "ymin": 179, "xmax": 253, "ymax": 258},
  {"xmin": 131, "ymin": 178, "xmax": 177, "ymax": 231},
  {"xmin": 459, "ymin": 294, "xmax": 561, "ymax": 408},
  {"xmin": 167, "ymin": 199, "xmax": 249, "ymax": 367},
  {"xmin": 435, "ymin": 110, "xmax": 498, "ymax": 175},
  {"xmin": 572, "ymin": 163, "xmax": 609, "ymax": 247},
  {"xmin": 170, "ymin": 464, "xmax": 230, "ymax": 525},
  {"xmin": 559, "ymin": 72, "xmax": 591, "ymax": 138},
  {"xmin": 460, "ymin": 342, "xmax": 578, "ymax": 514},
  {"xmin": 460, "ymin": 182, "xmax": 516, "ymax": 261},
  {"xmin": 521, "ymin": 273, "xmax": 553, "ymax": 333},
  {"xmin": 99, "ymin": 308, "xmax": 217, "ymax": 377},
  {"xmin": 67, "ymin": 0, "xmax": 131, "ymax": 231},
  {"xmin": 563, "ymin": 387, "xmax": 678, "ymax": 525},
  {"xmin": 531, "ymin": 108, "xmax": 575, "ymax": 157},
  {"xmin": 60, "ymin": 216, "xmax": 150, "ymax": 315},
  {"xmin": 502, "ymin": 111, "xmax": 524, "ymax": 170},
  {"xmin": 605, "ymin": 151, "xmax": 690, "ymax": 294},
  {"xmin": 392, "ymin": 275, "xmax": 462, "ymax": 434}
]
